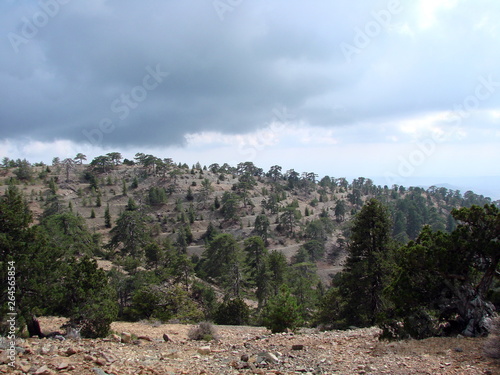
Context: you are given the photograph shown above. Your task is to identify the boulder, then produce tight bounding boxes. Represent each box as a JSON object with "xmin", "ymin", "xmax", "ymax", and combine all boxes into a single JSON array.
[
  {"xmin": 197, "ymin": 346, "xmax": 211, "ymax": 355},
  {"xmin": 257, "ymin": 351, "xmax": 279, "ymax": 364},
  {"xmin": 34, "ymin": 365, "xmax": 53, "ymax": 375},
  {"xmin": 121, "ymin": 332, "xmax": 132, "ymax": 344}
]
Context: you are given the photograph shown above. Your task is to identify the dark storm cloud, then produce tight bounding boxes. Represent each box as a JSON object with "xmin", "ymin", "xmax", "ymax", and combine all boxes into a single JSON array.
[{"xmin": 1, "ymin": 0, "xmax": 500, "ymax": 148}]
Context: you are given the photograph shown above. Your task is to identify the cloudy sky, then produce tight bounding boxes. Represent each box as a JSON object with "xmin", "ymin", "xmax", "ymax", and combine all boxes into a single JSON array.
[{"xmin": 1, "ymin": 0, "xmax": 500, "ymax": 197}]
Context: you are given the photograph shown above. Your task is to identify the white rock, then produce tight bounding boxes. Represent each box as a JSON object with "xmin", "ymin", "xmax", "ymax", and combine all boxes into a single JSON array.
[
  {"xmin": 121, "ymin": 332, "xmax": 132, "ymax": 344},
  {"xmin": 197, "ymin": 346, "xmax": 211, "ymax": 355}
]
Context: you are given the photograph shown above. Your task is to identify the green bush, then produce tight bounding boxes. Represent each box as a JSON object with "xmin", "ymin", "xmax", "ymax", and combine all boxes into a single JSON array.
[
  {"xmin": 63, "ymin": 257, "xmax": 118, "ymax": 338},
  {"xmin": 261, "ymin": 285, "xmax": 303, "ymax": 333},
  {"xmin": 131, "ymin": 284, "xmax": 203, "ymax": 323},
  {"xmin": 214, "ymin": 297, "xmax": 250, "ymax": 325}
]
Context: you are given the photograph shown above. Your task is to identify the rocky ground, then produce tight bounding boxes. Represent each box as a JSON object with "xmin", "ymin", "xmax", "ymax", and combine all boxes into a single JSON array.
[{"xmin": 1, "ymin": 317, "xmax": 499, "ymax": 375}]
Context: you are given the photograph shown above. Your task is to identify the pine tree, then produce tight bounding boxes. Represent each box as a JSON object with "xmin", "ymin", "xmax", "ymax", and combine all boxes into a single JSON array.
[
  {"xmin": 200, "ymin": 233, "xmax": 244, "ymax": 297},
  {"xmin": 104, "ymin": 204, "xmax": 112, "ymax": 228},
  {"xmin": 261, "ymin": 285, "xmax": 303, "ymax": 333},
  {"xmin": 337, "ymin": 199, "xmax": 393, "ymax": 327}
]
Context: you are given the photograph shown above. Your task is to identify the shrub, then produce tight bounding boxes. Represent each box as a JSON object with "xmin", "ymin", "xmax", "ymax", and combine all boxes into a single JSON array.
[
  {"xmin": 261, "ymin": 285, "xmax": 303, "ymax": 333},
  {"xmin": 130, "ymin": 284, "xmax": 204, "ymax": 323},
  {"xmin": 63, "ymin": 257, "xmax": 118, "ymax": 338},
  {"xmin": 188, "ymin": 321, "xmax": 218, "ymax": 341},
  {"xmin": 214, "ymin": 298, "xmax": 250, "ymax": 326}
]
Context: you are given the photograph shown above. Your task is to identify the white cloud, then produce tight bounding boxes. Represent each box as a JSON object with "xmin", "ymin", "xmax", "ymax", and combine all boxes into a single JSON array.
[{"xmin": 416, "ymin": 0, "xmax": 459, "ymax": 30}]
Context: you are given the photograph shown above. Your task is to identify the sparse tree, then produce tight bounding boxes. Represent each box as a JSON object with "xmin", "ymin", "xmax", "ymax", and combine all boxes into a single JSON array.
[
  {"xmin": 62, "ymin": 158, "xmax": 75, "ymax": 182},
  {"xmin": 107, "ymin": 152, "xmax": 122, "ymax": 166},
  {"xmin": 74, "ymin": 153, "xmax": 87, "ymax": 165}
]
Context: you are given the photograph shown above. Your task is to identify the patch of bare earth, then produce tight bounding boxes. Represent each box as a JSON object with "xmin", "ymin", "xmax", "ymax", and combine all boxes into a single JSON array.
[{"xmin": 1, "ymin": 317, "xmax": 498, "ymax": 375}]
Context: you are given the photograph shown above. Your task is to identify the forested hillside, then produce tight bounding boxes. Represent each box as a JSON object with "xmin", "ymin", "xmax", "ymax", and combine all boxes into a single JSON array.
[{"xmin": 1, "ymin": 155, "xmax": 499, "ymax": 340}]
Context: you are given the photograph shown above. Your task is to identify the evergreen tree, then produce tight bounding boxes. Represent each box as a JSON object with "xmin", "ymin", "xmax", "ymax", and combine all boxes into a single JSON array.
[
  {"xmin": 131, "ymin": 177, "xmax": 139, "ymax": 189},
  {"xmin": 253, "ymin": 214, "xmax": 271, "ymax": 244},
  {"xmin": 214, "ymin": 297, "xmax": 250, "ymax": 325},
  {"xmin": 220, "ymin": 191, "xmax": 240, "ymax": 222},
  {"xmin": 337, "ymin": 199, "xmax": 393, "ymax": 327},
  {"xmin": 200, "ymin": 233, "xmax": 244, "ymax": 296},
  {"xmin": 279, "ymin": 204, "xmax": 301, "ymax": 236},
  {"xmin": 334, "ymin": 199, "xmax": 346, "ymax": 222},
  {"xmin": 126, "ymin": 197, "xmax": 138, "ymax": 211},
  {"xmin": 267, "ymin": 250, "xmax": 288, "ymax": 296},
  {"xmin": 243, "ymin": 236, "xmax": 270, "ymax": 307},
  {"xmin": 261, "ymin": 285, "xmax": 303, "ymax": 333},
  {"xmin": 104, "ymin": 204, "xmax": 112, "ymax": 228},
  {"xmin": 0, "ymin": 186, "xmax": 116, "ymax": 338},
  {"xmin": 108, "ymin": 211, "xmax": 151, "ymax": 259},
  {"xmin": 387, "ymin": 204, "xmax": 500, "ymax": 338},
  {"xmin": 41, "ymin": 212, "xmax": 99, "ymax": 256},
  {"xmin": 13, "ymin": 159, "xmax": 33, "ymax": 181}
]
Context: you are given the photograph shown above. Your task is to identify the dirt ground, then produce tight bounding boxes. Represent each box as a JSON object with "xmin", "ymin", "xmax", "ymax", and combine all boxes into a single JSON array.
[{"xmin": 0, "ymin": 317, "xmax": 499, "ymax": 375}]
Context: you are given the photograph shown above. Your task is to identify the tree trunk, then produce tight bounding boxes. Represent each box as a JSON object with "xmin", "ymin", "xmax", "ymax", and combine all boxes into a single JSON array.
[{"xmin": 446, "ymin": 281, "xmax": 496, "ymax": 337}]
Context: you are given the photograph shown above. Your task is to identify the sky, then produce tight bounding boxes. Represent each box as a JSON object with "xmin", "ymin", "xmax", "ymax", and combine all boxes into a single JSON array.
[{"xmin": 1, "ymin": 0, "xmax": 500, "ymax": 198}]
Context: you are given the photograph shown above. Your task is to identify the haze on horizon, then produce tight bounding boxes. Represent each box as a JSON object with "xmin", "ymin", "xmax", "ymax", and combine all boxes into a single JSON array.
[{"xmin": 1, "ymin": 0, "xmax": 499, "ymax": 198}]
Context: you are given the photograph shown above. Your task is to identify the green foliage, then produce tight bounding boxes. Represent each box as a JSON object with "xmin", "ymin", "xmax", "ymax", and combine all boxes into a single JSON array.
[
  {"xmin": 131, "ymin": 177, "xmax": 139, "ymax": 189},
  {"xmin": 336, "ymin": 199, "xmax": 394, "ymax": 328},
  {"xmin": 279, "ymin": 204, "xmax": 301, "ymax": 236},
  {"xmin": 186, "ymin": 187, "xmax": 194, "ymax": 201},
  {"xmin": 125, "ymin": 197, "xmax": 138, "ymax": 211},
  {"xmin": 385, "ymin": 204, "xmax": 500, "ymax": 338},
  {"xmin": 148, "ymin": 186, "xmax": 167, "ymax": 206},
  {"xmin": 63, "ymin": 257, "xmax": 118, "ymax": 338},
  {"xmin": 261, "ymin": 285, "xmax": 303, "ymax": 333},
  {"xmin": 334, "ymin": 199, "xmax": 346, "ymax": 222},
  {"xmin": 214, "ymin": 297, "xmax": 250, "ymax": 325},
  {"xmin": 104, "ymin": 204, "xmax": 112, "ymax": 228},
  {"xmin": 144, "ymin": 242, "xmax": 163, "ymax": 269},
  {"xmin": 13, "ymin": 159, "xmax": 33, "ymax": 181},
  {"xmin": 0, "ymin": 187, "xmax": 116, "ymax": 338},
  {"xmin": 191, "ymin": 282, "xmax": 218, "ymax": 320},
  {"xmin": 267, "ymin": 250, "xmax": 288, "ymax": 296},
  {"xmin": 314, "ymin": 287, "xmax": 343, "ymax": 328},
  {"xmin": 289, "ymin": 250, "xmax": 319, "ymax": 321},
  {"xmin": 214, "ymin": 196, "xmax": 221, "ymax": 209},
  {"xmin": 199, "ymin": 233, "xmax": 244, "ymax": 296},
  {"xmin": 130, "ymin": 284, "xmax": 203, "ymax": 323},
  {"xmin": 40, "ymin": 212, "xmax": 100, "ymax": 256},
  {"xmin": 201, "ymin": 222, "xmax": 220, "ymax": 244},
  {"xmin": 220, "ymin": 191, "xmax": 240, "ymax": 222},
  {"xmin": 108, "ymin": 210, "xmax": 151, "ymax": 258},
  {"xmin": 253, "ymin": 214, "xmax": 270, "ymax": 243},
  {"xmin": 244, "ymin": 236, "xmax": 271, "ymax": 307},
  {"xmin": 301, "ymin": 240, "xmax": 325, "ymax": 261}
]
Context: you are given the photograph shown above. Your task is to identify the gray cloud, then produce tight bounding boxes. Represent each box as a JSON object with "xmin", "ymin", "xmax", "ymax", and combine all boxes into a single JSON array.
[{"xmin": 1, "ymin": 0, "xmax": 500, "ymax": 149}]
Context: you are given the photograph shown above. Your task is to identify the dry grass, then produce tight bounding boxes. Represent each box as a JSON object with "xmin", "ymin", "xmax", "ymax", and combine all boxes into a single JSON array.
[{"xmin": 187, "ymin": 321, "xmax": 218, "ymax": 341}]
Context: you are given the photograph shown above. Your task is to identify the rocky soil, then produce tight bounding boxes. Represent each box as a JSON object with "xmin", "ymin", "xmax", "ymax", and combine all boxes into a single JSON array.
[{"xmin": 1, "ymin": 317, "xmax": 499, "ymax": 375}]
